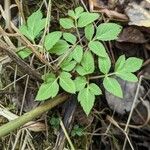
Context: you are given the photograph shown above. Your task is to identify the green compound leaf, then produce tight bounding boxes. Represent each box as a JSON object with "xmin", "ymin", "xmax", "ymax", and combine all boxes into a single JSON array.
[
  {"xmin": 89, "ymin": 83, "xmax": 102, "ymax": 95},
  {"xmin": 85, "ymin": 24, "xmax": 94, "ymax": 41},
  {"xmin": 78, "ymin": 87, "xmax": 95, "ymax": 116},
  {"xmin": 59, "ymin": 71, "xmax": 72, "ymax": 78},
  {"xmin": 50, "ymin": 117, "xmax": 60, "ymax": 129},
  {"xmin": 98, "ymin": 54, "xmax": 111, "ymax": 74},
  {"xmin": 76, "ymin": 66, "xmax": 90, "ymax": 76},
  {"xmin": 72, "ymin": 45, "xmax": 83, "ymax": 63},
  {"xmin": 88, "ymin": 41, "xmax": 107, "ymax": 57},
  {"xmin": 59, "ymin": 72, "xmax": 76, "ymax": 93},
  {"xmin": 75, "ymin": 6, "xmax": 84, "ymax": 18},
  {"xmin": 116, "ymin": 72, "xmax": 138, "ymax": 82},
  {"xmin": 81, "ymin": 51, "xmax": 95, "ymax": 73},
  {"xmin": 36, "ymin": 78, "xmax": 59, "ymax": 101},
  {"xmin": 44, "ymin": 31, "xmax": 62, "ymax": 51},
  {"xmin": 42, "ymin": 72, "xmax": 56, "ymax": 83},
  {"xmin": 77, "ymin": 12, "xmax": 99, "ymax": 28},
  {"xmin": 60, "ymin": 56, "xmax": 72, "ymax": 67},
  {"xmin": 19, "ymin": 10, "xmax": 46, "ymax": 41},
  {"xmin": 60, "ymin": 18, "xmax": 75, "ymax": 29},
  {"xmin": 68, "ymin": 7, "xmax": 84, "ymax": 19},
  {"xmin": 61, "ymin": 60, "xmax": 77, "ymax": 72},
  {"xmin": 115, "ymin": 55, "xmax": 126, "ymax": 72},
  {"xmin": 68, "ymin": 10, "xmax": 76, "ymax": 19},
  {"xmin": 63, "ymin": 33, "xmax": 77, "ymax": 44},
  {"xmin": 71, "ymin": 125, "xmax": 84, "ymax": 137},
  {"xmin": 123, "ymin": 57, "xmax": 143, "ymax": 73},
  {"xmin": 95, "ymin": 23, "xmax": 122, "ymax": 41},
  {"xmin": 17, "ymin": 48, "xmax": 32, "ymax": 59},
  {"xmin": 103, "ymin": 77, "xmax": 123, "ymax": 98},
  {"xmin": 49, "ymin": 40, "xmax": 69, "ymax": 55},
  {"xmin": 20, "ymin": 25, "xmax": 33, "ymax": 41},
  {"xmin": 74, "ymin": 76, "xmax": 87, "ymax": 91}
]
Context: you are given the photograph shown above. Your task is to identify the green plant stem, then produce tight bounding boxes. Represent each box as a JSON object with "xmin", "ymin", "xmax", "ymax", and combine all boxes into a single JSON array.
[
  {"xmin": 89, "ymin": 75, "xmax": 105, "ymax": 80},
  {"xmin": 75, "ymin": 20, "xmax": 83, "ymax": 46},
  {"xmin": 0, "ymin": 94, "xmax": 68, "ymax": 137},
  {"xmin": 89, "ymin": 72, "xmax": 116, "ymax": 80}
]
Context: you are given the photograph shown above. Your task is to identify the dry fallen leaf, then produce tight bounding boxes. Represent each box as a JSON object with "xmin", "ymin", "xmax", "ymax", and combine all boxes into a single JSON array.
[
  {"xmin": 125, "ymin": 2, "xmax": 150, "ymax": 27},
  {"xmin": 23, "ymin": 121, "xmax": 46, "ymax": 132},
  {"xmin": 105, "ymin": 78, "xmax": 144, "ymax": 115},
  {"xmin": 88, "ymin": 0, "xmax": 106, "ymax": 11},
  {"xmin": 132, "ymin": 100, "xmax": 150, "ymax": 125},
  {"xmin": 88, "ymin": 0, "xmax": 128, "ymax": 21},
  {"xmin": 117, "ymin": 27, "xmax": 147, "ymax": 43}
]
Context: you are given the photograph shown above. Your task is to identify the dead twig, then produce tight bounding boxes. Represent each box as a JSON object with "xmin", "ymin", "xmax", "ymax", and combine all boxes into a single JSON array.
[
  {"xmin": 0, "ymin": 40, "xmax": 42, "ymax": 82},
  {"xmin": 122, "ymin": 76, "xmax": 143, "ymax": 150},
  {"xmin": 54, "ymin": 97, "xmax": 77, "ymax": 150}
]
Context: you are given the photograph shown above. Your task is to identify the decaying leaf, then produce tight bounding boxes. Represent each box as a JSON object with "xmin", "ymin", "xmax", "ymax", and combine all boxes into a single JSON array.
[
  {"xmin": 88, "ymin": 0, "xmax": 128, "ymax": 21},
  {"xmin": 117, "ymin": 27, "xmax": 147, "ymax": 43},
  {"xmin": 75, "ymin": 107, "xmax": 94, "ymax": 126},
  {"xmin": 125, "ymin": 2, "xmax": 150, "ymax": 27},
  {"xmin": 132, "ymin": 100, "xmax": 150, "ymax": 126},
  {"xmin": 88, "ymin": 0, "xmax": 106, "ymax": 10},
  {"xmin": 115, "ymin": 42, "xmax": 143, "ymax": 56},
  {"xmin": 105, "ymin": 78, "xmax": 144, "ymax": 115}
]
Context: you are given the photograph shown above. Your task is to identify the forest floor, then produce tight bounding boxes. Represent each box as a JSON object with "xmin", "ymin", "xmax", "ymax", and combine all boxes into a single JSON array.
[{"xmin": 0, "ymin": 0, "xmax": 150, "ymax": 150}]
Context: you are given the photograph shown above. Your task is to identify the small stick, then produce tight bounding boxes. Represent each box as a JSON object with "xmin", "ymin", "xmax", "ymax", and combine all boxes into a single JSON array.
[
  {"xmin": 60, "ymin": 119, "xmax": 75, "ymax": 150},
  {"xmin": 4, "ymin": 0, "xmax": 11, "ymax": 30},
  {"xmin": 0, "ymin": 41, "xmax": 42, "ymax": 82}
]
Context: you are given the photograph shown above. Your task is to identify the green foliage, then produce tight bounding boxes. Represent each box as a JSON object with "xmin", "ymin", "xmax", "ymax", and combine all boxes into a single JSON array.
[
  {"xmin": 74, "ymin": 7, "xmax": 84, "ymax": 18},
  {"xmin": 44, "ymin": 31, "xmax": 62, "ymax": 51},
  {"xmin": 81, "ymin": 51, "xmax": 95, "ymax": 73},
  {"xmin": 17, "ymin": 48, "xmax": 32, "ymax": 59},
  {"xmin": 89, "ymin": 83, "xmax": 102, "ymax": 95},
  {"xmin": 115, "ymin": 55, "xmax": 125, "ymax": 71},
  {"xmin": 63, "ymin": 33, "xmax": 77, "ymax": 44},
  {"xmin": 103, "ymin": 77, "xmax": 123, "ymax": 98},
  {"xmin": 68, "ymin": 7, "xmax": 84, "ymax": 19},
  {"xmin": 71, "ymin": 45, "xmax": 83, "ymax": 63},
  {"xmin": 74, "ymin": 76, "xmax": 87, "ymax": 91},
  {"xmin": 78, "ymin": 83, "xmax": 102, "ymax": 115},
  {"xmin": 59, "ymin": 18, "xmax": 75, "ymax": 29},
  {"xmin": 116, "ymin": 72, "xmax": 138, "ymax": 82},
  {"xmin": 20, "ymin": 7, "xmax": 143, "ymax": 116},
  {"xmin": 19, "ymin": 10, "xmax": 46, "ymax": 41},
  {"xmin": 78, "ymin": 87, "xmax": 95, "ymax": 115},
  {"xmin": 98, "ymin": 54, "xmax": 111, "ymax": 74},
  {"xmin": 77, "ymin": 12, "xmax": 100, "ymax": 27},
  {"xmin": 85, "ymin": 24, "xmax": 94, "ymax": 41},
  {"xmin": 115, "ymin": 55, "xmax": 143, "ymax": 82},
  {"xmin": 71, "ymin": 125, "xmax": 84, "ymax": 137},
  {"xmin": 50, "ymin": 116, "xmax": 60, "ymax": 129},
  {"xmin": 122, "ymin": 57, "xmax": 143, "ymax": 72},
  {"xmin": 95, "ymin": 23, "xmax": 122, "ymax": 41},
  {"xmin": 76, "ymin": 51, "xmax": 95, "ymax": 76},
  {"xmin": 49, "ymin": 40, "xmax": 69, "ymax": 55},
  {"xmin": 36, "ymin": 73, "xmax": 59, "ymax": 101},
  {"xmin": 88, "ymin": 41, "xmax": 107, "ymax": 57},
  {"xmin": 59, "ymin": 72, "xmax": 76, "ymax": 93},
  {"xmin": 61, "ymin": 60, "xmax": 77, "ymax": 72}
]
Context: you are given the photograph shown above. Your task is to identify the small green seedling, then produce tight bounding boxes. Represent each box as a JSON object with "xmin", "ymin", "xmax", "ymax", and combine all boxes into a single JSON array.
[
  {"xmin": 19, "ymin": 7, "xmax": 143, "ymax": 116},
  {"xmin": 71, "ymin": 125, "xmax": 84, "ymax": 137},
  {"xmin": 50, "ymin": 116, "xmax": 60, "ymax": 129}
]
